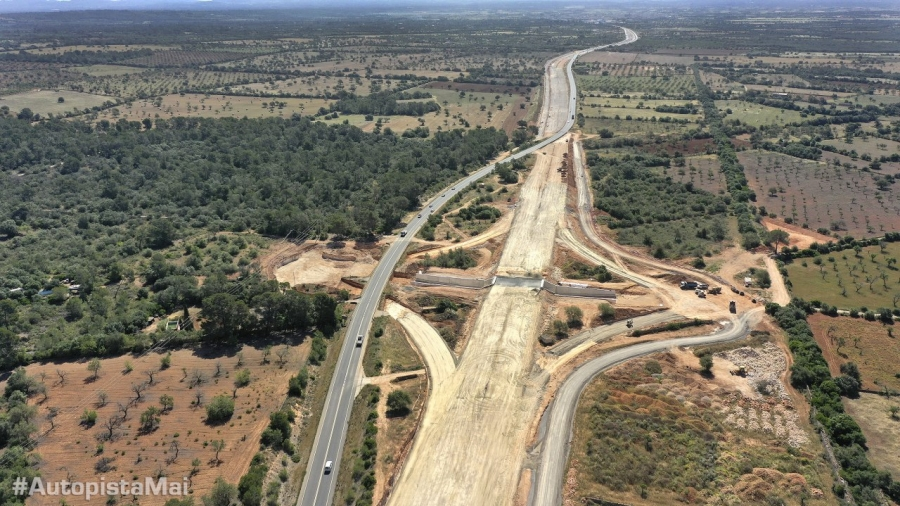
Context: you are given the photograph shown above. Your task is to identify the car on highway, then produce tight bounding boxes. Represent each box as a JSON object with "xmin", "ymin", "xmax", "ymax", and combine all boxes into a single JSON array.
[
  {"xmin": 417, "ymin": 214, "xmax": 422, "ymax": 218},
  {"xmin": 324, "ymin": 461, "xmax": 333, "ymax": 474},
  {"xmin": 400, "ymin": 230, "xmax": 407, "ymax": 237},
  {"xmin": 356, "ymin": 335, "xmax": 363, "ymax": 347},
  {"xmin": 441, "ymin": 193, "xmax": 445, "ymax": 197}
]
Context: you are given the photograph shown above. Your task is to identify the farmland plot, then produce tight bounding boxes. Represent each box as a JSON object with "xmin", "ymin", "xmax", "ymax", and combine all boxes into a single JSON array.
[
  {"xmin": 0, "ymin": 89, "xmax": 113, "ymax": 116},
  {"xmin": 576, "ymin": 74, "xmax": 696, "ymax": 97},
  {"xmin": 3, "ymin": 342, "xmax": 309, "ymax": 505},
  {"xmin": 715, "ymin": 100, "xmax": 807, "ymax": 127},
  {"xmin": 72, "ymin": 69, "xmax": 271, "ymax": 99},
  {"xmin": 741, "ymin": 150, "xmax": 900, "ymax": 237},
  {"xmin": 808, "ymin": 314, "xmax": 900, "ymax": 392},
  {"xmin": 106, "ymin": 93, "xmax": 334, "ymax": 122},
  {"xmin": 665, "ymin": 154, "xmax": 727, "ymax": 194},
  {"xmin": 786, "ymin": 242, "xmax": 900, "ymax": 311}
]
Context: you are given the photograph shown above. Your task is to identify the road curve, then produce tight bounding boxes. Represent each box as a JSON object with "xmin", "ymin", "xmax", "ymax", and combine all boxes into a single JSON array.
[
  {"xmin": 297, "ymin": 26, "xmax": 639, "ymax": 506},
  {"xmin": 529, "ymin": 308, "xmax": 763, "ymax": 506}
]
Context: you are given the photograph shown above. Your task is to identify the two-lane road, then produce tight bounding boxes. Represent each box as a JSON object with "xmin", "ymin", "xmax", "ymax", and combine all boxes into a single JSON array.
[
  {"xmin": 298, "ymin": 26, "xmax": 638, "ymax": 506},
  {"xmin": 529, "ymin": 309, "xmax": 763, "ymax": 506}
]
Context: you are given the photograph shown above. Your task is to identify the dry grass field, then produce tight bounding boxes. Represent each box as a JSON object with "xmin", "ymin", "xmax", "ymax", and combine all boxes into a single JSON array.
[
  {"xmin": 3, "ymin": 341, "xmax": 309, "ymax": 505},
  {"xmin": 808, "ymin": 314, "xmax": 900, "ymax": 392},
  {"xmin": 844, "ymin": 393, "xmax": 900, "ymax": 479}
]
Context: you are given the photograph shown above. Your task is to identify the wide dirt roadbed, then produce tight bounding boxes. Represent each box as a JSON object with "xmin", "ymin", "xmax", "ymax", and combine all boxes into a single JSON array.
[
  {"xmin": 497, "ymin": 138, "xmax": 569, "ymax": 277},
  {"xmin": 388, "ymin": 286, "xmax": 545, "ymax": 506},
  {"xmin": 389, "ymin": 138, "xmax": 571, "ymax": 506}
]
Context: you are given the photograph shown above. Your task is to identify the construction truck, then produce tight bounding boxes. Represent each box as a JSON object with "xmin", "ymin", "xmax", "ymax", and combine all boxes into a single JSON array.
[
  {"xmin": 708, "ymin": 286, "xmax": 722, "ymax": 295},
  {"xmin": 729, "ymin": 300, "xmax": 737, "ymax": 313},
  {"xmin": 680, "ymin": 281, "xmax": 698, "ymax": 290}
]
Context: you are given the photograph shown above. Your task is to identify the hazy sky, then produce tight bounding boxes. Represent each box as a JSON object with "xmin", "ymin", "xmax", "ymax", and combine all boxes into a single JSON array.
[{"xmin": 0, "ymin": 0, "xmax": 894, "ymax": 13}]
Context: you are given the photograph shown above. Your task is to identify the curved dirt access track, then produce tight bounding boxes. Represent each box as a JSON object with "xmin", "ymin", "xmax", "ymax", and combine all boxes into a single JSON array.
[
  {"xmin": 388, "ymin": 135, "xmax": 570, "ymax": 506},
  {"xmin": 385, "ymin": 301, "xmax": 456, "ymax": 389},
  {"xmin": 530, "ymin": 309, "xmax": 764, "ymax": 506}
]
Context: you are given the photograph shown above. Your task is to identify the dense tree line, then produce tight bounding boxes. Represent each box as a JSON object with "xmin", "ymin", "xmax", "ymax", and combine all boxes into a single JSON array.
[
  {"xmin": 0, "ymin": 369, "xmax": 42, "ymax": 505},
  {"xmin": 325, "ymin": 90, "xmax": 441, "ymax": 117},
  {"xmin": 0, "ymin": 48, "xmax": 153, "ymax": 65},
  {"xmin": 693, "ymin": 66, "xmax": 763, "ymax": 249},
  {"xmin": 767, "ymin": 300, "xmax": 900, "ymax": 503}
]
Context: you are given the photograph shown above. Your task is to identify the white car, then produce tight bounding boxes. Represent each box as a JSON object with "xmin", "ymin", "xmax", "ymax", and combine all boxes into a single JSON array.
[
  {"xmin": 356, "ymin": 335, "xmax": 363, "ymax": 347},
  {"xmin": 324, "ymin": 461, "xmax": 333, "ymax": 474},
  {"xmin": 417, "ymin": 214, "xmax": 422, "ymax": 218}
]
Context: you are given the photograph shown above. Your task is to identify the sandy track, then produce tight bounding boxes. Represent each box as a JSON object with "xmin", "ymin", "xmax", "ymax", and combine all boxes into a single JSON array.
[
  {"xmin": 496, "ymin": 139, "xmax": 569, "ymax": 277},
  {"xmin": 764, "ymin": 256, "xmax": 791, "ymax": 305},
  {"xmin": 385, "ymin": 301, "xmax": 456, "ymax": 389}
]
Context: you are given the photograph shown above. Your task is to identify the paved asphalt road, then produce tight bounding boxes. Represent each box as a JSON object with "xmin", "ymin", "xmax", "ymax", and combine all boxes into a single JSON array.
[
  {"xmin": 298, "ymin": 26, "xmax": 639, "ymax": 506},
  {"xmin": 529, "ymin": 309, "xmax": 763, "ymax": 506}
]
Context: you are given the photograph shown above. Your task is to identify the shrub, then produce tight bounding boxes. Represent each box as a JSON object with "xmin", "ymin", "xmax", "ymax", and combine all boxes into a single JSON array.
[
  {"xmin": 386, "ymin": 390, "xmax": 412, "ymax": 417},
  {"xmin": 80, "ymin": 409, "xmax": 98, "ymax": 426},
  {"xmin": 206, "ymin": 395, "xmax": 235, "ymax": 424}
]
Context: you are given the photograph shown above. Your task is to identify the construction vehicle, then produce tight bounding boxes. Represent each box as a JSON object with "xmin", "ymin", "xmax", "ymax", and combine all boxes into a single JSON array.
[
  {"xmin": 626, "ymin": 319, "xmax": 633, "ymax": 328},
  {"xmin": 729, "ymin": 300, "xmax": 737, "ymax": 313},
  {"xmin": 696, "ymin": 283, "xmax": 709, "ymax": 290},
  {"xmin": 730, "ymin": 366, "xmax": 747, "ymax": 377},
  {"xmin": 708, "ymin": 286, "xmax": 722, "ymax": 295},
  {"xmin": 697, "ymin": 290, "xmax": 706, "ymax": 298},
  {"xmin": 680, "ymin": 281, "xmax": 698, "ymax": 290}
]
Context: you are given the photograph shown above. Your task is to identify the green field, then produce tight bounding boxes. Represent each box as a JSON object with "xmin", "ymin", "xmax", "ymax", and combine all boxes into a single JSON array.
[
  {"xmin": 715, "ymin": 100, "xmax": 807, "ymax": 127},
  {"xmin": 785, "ymin": 242, "xmax": 900, "ymax": 310},
  {"xmin": 0, "ymin": 89, "xmax": 113, "ymax": 116}
]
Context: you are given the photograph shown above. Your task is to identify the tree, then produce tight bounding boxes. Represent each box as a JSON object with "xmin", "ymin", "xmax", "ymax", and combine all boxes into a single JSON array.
[
  {"xmin": 202, "ymin": 477, "xmax": 237, "ymax": 506},
  {"xmin": 201, "ymin": 293, "xmax": 251, "ymax": 342},
  {"xmin": 87, "ymin": 358, "xmax": 102, "ymax": 380},
  {"xmin": 565, "ymin": 306, "xmax": 584, "ymax": 328},
  {"xmin": 0, "ymin": 299, "xmax": 18, "ymax": 328},
  {"xmin": 233, "ymin": 369, "xmax": 251, "ymax": 397},
  {"xmin": 145, "ymin": 218, "xmax": 177, "ymax": 250},
  {"xmin": 551, "ymin": 319, "xmax": 568, "ymax": 338},
  {"xmin": 160, "ymin": 394, "xmax": 175, "ymax": 412},
  {"xmin": 140, "ymin": 406, "xmax": 161, "ymax": 432},
  {"xmin": 132, "ymin": 381, "xmax": 148, "ymax": 402},
  {"xmin": 767, "ymin": 229, "xmax": 790, "ymax": 254},
  {"xmin": 262, "ymin": 345, "xmax": 272, "ymax": 364},
  {"xmin": 0, "ymin": 219, "xmax": 18, "ymax": 237},
  {"xmin": 97, "ymin": 391, "xmax": 108, "ymax": 407},
  {"xmin": 890, "ymin": 405, "xmax": 899, "ymax": 420},
  {"xmin": 387, "ymin": 390, "xmax": 412, "ymax": 417},
  {"xmin": 276, "ymin": 345, "xmax": 290, "ymax": 366},
  {"xmin": 206, "ymin": 395, "xmax": 235, "ymax": 424},
  {"xmin": 160, "ymin": 352, "xmax": 172, "ymax": 370},
  {"xmin": 699, "ymin": 353, "xmax": 713, "ymax": 375},
  {"xmin": 210, "ymin": 439, "xmax": 225, "ymax": 464}
]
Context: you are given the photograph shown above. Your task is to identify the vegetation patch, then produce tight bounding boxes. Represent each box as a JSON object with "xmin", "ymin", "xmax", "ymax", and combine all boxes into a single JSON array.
[{"xmin": 568, "ymin": 354, "xmax": 830, "ymax": 505}]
